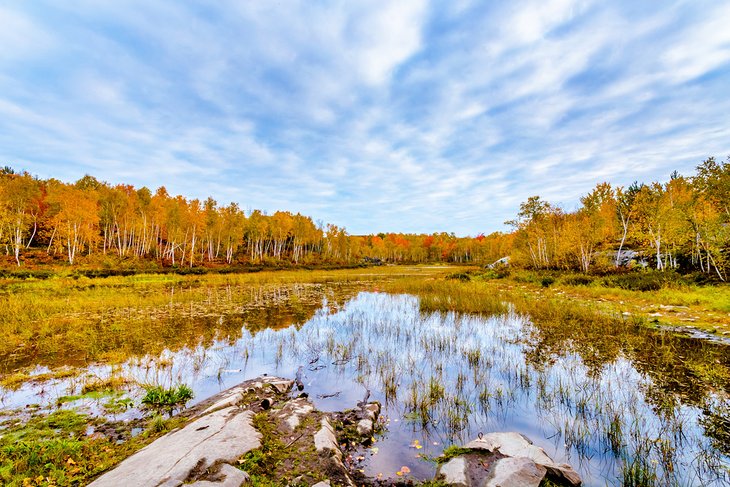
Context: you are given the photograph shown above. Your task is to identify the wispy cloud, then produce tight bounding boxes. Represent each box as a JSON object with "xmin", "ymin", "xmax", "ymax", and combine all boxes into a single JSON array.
[{"xmin": 1, "ymin": 1, "xmax": 728, "ymax": 234}]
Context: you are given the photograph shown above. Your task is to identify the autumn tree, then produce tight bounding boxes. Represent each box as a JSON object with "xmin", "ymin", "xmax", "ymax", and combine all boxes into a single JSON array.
[
  {"xmin": 0, "ymin": 172, "xmax": 42, "ymax": 265},
  {"xmin": 45, "ymin": 181, "xmax": 100, "ymax": 264}
]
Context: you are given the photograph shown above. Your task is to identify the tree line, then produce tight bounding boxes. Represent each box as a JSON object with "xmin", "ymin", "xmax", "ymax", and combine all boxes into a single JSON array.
[
  {"xmin": 0, "ymin": 169, "xmax": 493, "ymax": 267},
  {"xmin": 0, "ymin": 156, "xmax": 727, "ymax": 278},
  {"xmin": 503, "ymin": 157, "xmax": 729, "ymax": 280}
]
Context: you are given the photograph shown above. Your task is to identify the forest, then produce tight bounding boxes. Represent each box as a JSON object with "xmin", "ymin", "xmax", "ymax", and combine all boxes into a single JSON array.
[{"xmin": 0, "ymin": 156, "xmax": 728, "ymax": 280}]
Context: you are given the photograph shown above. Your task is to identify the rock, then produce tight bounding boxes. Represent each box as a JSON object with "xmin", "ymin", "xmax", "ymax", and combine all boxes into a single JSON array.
[
  {"xmin": 311, "ymin": 482, "xmax": 331, "ymax": 487},
  {"xmin": 436, "ymin": 432, "xmax": 581, "ymax": 487},
  {"xmin": 464, "ymin": 437, "xmax": 499, "ymax": 453},
  {"xmin": 468, "ymin": 432, "xmax": 554, "ymax": 465},
  {"xmin": 356, "ymin": 419, "xmax": 373, "ymax": 436},
  {"xmin": 188, "ymin": 464, "xmax": 250, "ymax": 486},
  {"xmin": 484, "ymin": 457, "xmax": 546, "ymax": 487},
  {"xmin": 201, "ymin": 376, "xmax": 293, "ymax": 415},
  {"xmin": 314, "ymin": 418, "xmax": 342, "ymax": 460},
  {"xmin": 543, "ymin": 463, "xmax": 582, "ymax": 487},
  {"xmin": 313, "ymin": 418, "xmax": 355, "ymax": 487},
  {"xmin": 363, "ymin": 403, "xmax": 380, "ymax": 421},
  {"xmin": 438, "ymin": 457, "xmax": 469, "ymax": 487},
  {"xmin": 274, "ymin": 397, "xmax": 314, "ymax": 431},
  {"xmin": 89, "ymin": 406, "xmax": 260, "ymax": 487}
]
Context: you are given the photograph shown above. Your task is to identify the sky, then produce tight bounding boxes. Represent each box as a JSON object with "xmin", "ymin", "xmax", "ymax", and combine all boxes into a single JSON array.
[{"xmin": 1, "ymin": 1, "xmax": 729, "ymax": 236}]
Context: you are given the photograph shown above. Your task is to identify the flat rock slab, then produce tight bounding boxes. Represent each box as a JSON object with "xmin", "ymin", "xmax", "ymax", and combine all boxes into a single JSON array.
[
  {"xmin": 86, "ymin": 377, "xmax": 294, "ymax": 487},
  {"xmin": 90, "ymin": 405, "xmax": 259, "ymax": 487}
]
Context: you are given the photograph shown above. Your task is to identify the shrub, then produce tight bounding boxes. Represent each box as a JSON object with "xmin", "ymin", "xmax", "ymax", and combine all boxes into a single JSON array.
[{"xmin": 559, "ymin": 274, "xmax": 595, "ymax": 286}]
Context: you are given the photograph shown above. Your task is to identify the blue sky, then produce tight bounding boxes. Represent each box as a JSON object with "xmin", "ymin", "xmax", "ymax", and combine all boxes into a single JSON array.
[{"xmin": 1, "ymin": 1, "xmax": 729, "ymax": 235}]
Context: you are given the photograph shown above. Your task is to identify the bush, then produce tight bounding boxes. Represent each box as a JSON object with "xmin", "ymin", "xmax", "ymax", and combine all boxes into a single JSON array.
[
  {"xmin": 559, "ymin": 274, "xmax": 595, "ymax": 286},
  {"xmin": 601, "ymin": 270, "xmax": 687, "ymax": 291},
  {"xmin": 447, "ymin": 272, "xmax": 471, "ymax": 282},
  {"xmin": 540, "ymin": 276, "xmax": 555, "ymax": 287}
]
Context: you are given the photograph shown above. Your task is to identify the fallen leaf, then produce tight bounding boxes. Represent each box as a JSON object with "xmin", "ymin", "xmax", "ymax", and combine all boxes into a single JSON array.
[{"xmin": 401, "ymin": 466, "xmax": 411, "ymax": 473}]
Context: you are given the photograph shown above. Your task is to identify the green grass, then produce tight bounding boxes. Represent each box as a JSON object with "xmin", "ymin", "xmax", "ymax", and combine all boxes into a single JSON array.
[{"xmin": 0, "ymin": 410, "xmax": 185, "ymax": 486}]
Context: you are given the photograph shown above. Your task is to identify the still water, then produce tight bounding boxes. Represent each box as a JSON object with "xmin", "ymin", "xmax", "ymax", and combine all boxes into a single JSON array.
[{"xmin": 2, "ymin": 286, "xmax": 728, "ymax": 486}]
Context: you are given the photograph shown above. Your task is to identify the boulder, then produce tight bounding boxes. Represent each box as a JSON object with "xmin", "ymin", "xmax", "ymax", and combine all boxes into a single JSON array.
[
  {"xmin": 484, "ymin": 457, "xmax": 546, "ymax": 487},
  {"xmin": 435, "ymin": 432, "xmax": 581, "ymax": 487}
]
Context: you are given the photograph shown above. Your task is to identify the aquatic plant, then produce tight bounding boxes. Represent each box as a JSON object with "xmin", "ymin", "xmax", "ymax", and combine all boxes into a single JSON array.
[{"xmin": 141, "ymin": 384, "xmax": 194, "ymax": 417}]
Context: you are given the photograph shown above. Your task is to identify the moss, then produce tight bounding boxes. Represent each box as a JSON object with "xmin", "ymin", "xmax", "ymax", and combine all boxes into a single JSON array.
[
  {"xmin": 436, "ymin": 445, "xmax": 474, "ymax": 463},
  {"xmin": 237, "ymin": 411, "xmax": 327, "ymax": 486}
]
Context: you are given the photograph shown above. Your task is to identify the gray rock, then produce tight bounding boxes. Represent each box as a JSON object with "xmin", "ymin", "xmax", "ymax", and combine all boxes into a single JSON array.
[
  {"xmin": 437, "ymin": 432, "xmax": 581, "ymax": 487},
  {"xmin": 356, "ymin": 419, "xmax": 373, "ymax": 436},
  {"xmin": 188, "ymin": 464, "xmax": 251, "ymax": 486},
  {"xmin": 273, "ymin": 397, "xmax": 314, "ymax": 431},
  {"xmin": 543, "ymin": 463, "xmax": 582, "ymax": 487},
  {"xmin": 467, "ymin": 432, "xmax": 553, "ymax": 465},
  {"xmin": 363, "ymin": 403, "xmax": 380, "ymax": 421},
  {"xmin": 314, "ymin": 418, "xmax": 341, "ymax": 460},
  {"xmin": 311, "ymin": 482, "xmax": 331, "ymax": 487},
  {"xmin": 483, "ymin": 457, "xmax": 546, "ymax": 487},
  {"xmin": 89, "ymin": 406, "xmax": 260, "ymax": 487},
  {"xmin": 437, "ymin": 457, "xmax": 469, "ymax": 487}
]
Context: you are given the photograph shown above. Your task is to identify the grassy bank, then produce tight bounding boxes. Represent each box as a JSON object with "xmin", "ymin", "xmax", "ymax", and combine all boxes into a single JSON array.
[{"xmin": 408, "ymin": 268, "xmax": 730, "ymax": 336}]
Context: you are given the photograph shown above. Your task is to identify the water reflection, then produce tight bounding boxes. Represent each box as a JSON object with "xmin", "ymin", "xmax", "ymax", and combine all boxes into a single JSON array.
[{"xmin": 2, "ymin": 291, "xmax": 729, "ymax": 486}]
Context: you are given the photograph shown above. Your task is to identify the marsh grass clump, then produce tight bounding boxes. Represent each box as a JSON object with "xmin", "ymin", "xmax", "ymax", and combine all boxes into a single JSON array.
[
  {"xmin": 141, "ymin": 384, "xmax": 194, "ymax": 417},
  {"xmin": 81, "ymin": 374, "xmax": 131, "ymax": 394},
  {"xmin": 621, "ymin": 453, "xmax": 659, "ymax": 487}
]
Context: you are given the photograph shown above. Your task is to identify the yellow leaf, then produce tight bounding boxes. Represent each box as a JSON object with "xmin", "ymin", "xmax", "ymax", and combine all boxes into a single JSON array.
[{"xmin": 396, "ymin": 471, "xmax": 403, "ymax": 476}]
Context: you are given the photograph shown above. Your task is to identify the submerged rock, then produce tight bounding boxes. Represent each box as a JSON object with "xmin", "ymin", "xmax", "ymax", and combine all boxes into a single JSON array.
[{"xmin": 435, "ymin": 432, "xmax": 581, "ymax": 487}]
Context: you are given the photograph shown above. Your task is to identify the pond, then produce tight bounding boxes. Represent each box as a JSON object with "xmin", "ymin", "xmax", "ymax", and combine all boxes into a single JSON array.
[{"xmin": 1, "ymin": 282, "xmax": 729, "ymax": 486}]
